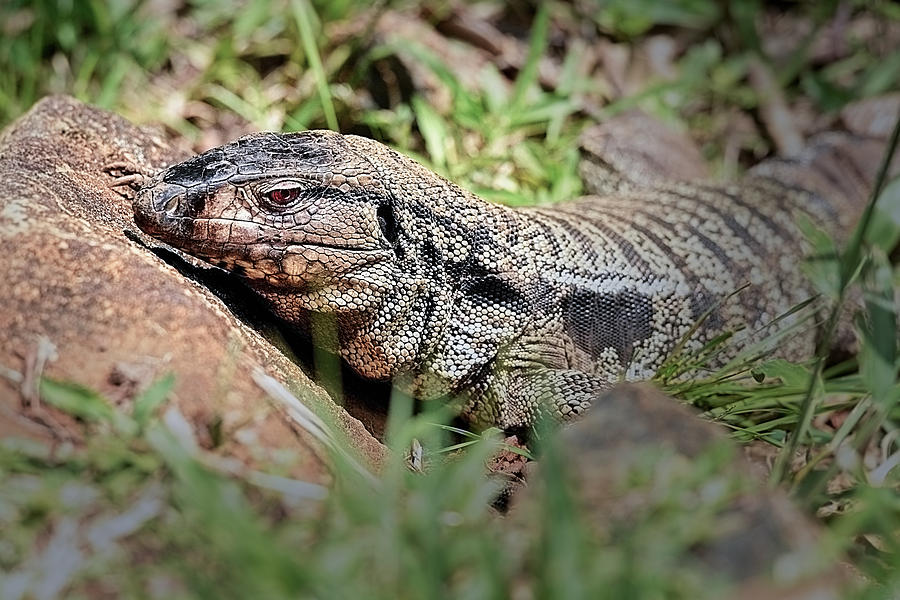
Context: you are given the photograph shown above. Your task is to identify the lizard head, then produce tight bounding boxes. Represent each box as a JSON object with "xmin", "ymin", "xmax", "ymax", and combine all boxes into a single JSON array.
[
  {"xmin": 134, "ymin": 130, "xmax": 519, "ymax": 380},
  {"xmin": 134, "ymin": 130, "xmax": 400, "ymax": 304}
]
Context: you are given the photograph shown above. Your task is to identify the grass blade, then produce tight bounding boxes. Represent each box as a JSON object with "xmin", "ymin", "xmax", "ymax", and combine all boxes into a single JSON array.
[
  {"xmin": 291, "ymin": 0, "xmax": 338, "ymax": 131},
  {"xmin": 773, "ymin": 105, "xmax": 900, "ymax": 485},
  {"xmin": 510, "ymin": 2, "xmax": 549, "ymax": 110}
]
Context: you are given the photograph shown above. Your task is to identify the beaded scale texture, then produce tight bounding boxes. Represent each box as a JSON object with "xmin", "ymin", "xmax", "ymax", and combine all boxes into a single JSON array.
[{"xmin": 134, "ymin": 125, "xmax": 883, "ymax": 428}]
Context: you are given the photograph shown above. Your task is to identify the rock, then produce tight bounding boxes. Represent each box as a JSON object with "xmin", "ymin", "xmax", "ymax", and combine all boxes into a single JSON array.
[
  {"xmin": 0, "ymin": 95, "xmax": 385, "ymax": 480},
  {"xmin": 509, "ymin": 384, "xmax": 851, "ymax": 596}
]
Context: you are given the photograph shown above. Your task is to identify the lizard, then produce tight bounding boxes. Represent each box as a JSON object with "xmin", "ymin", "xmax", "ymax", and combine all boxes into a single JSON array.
[{"xmin": 132, "ymin": 115, "xmax": 892, "ymax": 429}]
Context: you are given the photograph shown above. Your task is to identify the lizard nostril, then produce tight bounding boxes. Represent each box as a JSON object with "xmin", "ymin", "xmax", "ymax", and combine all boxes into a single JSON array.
[
  {"xmin": 163, "ymin": 194, "xmax": 180, "ymax": 214},
  {"xmin": 151, "ymin": 184, "xmax": 187, "ymax": 215}
]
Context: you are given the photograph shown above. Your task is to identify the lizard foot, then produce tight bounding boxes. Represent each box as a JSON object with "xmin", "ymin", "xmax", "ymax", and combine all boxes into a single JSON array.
[{"xmin": 104, "ymin": 159, "xmax": 151, "ymax": 199}]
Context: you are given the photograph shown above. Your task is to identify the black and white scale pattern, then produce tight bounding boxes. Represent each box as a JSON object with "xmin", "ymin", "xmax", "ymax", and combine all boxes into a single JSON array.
[{"xmin": 134, "ymin": 128, "xmax": 882, "ymax": 428}]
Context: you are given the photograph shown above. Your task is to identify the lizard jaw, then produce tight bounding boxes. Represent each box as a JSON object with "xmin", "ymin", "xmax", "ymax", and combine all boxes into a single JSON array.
[{"xmin": 215, "ymin": 241, "xmax": 392, "ymax": 287}]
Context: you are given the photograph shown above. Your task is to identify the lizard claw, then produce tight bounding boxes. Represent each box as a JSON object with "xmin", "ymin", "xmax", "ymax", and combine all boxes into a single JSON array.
[
  {"xmin": 103, "ymin": 159, "xmax": 151, "ymax": 198},
  {"xmin": 107, "ymin": 172, "xmax": 147, "ymax": 189}
]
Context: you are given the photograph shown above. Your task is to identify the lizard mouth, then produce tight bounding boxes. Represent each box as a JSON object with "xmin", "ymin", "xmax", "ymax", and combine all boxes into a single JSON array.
[
  {"xmin": 196, "ymin": 239, "xmax": 392, "ymax": 285},
  {"xmin": 135, "ymin": 210, "xmax": 390, "ymax": 284}
]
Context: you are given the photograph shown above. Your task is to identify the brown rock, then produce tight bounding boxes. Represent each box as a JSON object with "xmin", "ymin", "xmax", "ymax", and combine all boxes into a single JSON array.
[
  {"xmin": 0, "ymin": 95, "xmax": 385, "ymax": 480},
  {"xmin": 510, "ymin": 384, "xmax": 851, "ymax": 595}
]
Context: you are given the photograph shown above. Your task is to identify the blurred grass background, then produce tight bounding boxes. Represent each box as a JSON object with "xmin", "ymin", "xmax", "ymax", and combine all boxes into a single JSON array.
[
  {"xmin": 3, "ymin": 0, "xmax": 900, "ymax": 598},
  {"xmin": 3, "ymin": 0, "xmax": 899, "ymax": 202}
]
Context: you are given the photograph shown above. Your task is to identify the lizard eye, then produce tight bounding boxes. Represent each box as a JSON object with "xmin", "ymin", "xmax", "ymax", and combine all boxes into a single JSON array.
[{"xmin": 266, "ymin": 187, "xmax": 302, "ymax": 206}]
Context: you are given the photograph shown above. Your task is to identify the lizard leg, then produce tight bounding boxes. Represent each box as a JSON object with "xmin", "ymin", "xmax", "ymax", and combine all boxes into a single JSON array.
[{"xmin": 498, "ymin": 367, "xmax": 608, "ymax": 429}]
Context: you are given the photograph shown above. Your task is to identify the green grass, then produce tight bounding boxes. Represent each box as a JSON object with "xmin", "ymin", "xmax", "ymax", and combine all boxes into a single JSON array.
[
  {"xmin": 3, "ymin": 0, "xmax": 900, "ymax": 597},
  {"xmin": 0, "ymin": 370, "xmax": 855, "ymax": 599},
  {"xmin": 6, "ymin": 0, "xmax": 895, "ymax": 191}
]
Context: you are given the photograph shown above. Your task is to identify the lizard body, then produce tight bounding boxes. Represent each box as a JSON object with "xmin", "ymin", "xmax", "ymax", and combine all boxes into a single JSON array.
[{"xmin": 134, "ymin": 125, "xmax": 886, "ymax": 428}]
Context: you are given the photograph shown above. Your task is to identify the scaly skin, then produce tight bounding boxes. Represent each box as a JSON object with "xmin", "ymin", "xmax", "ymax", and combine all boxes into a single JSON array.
[{"xmin": 133, "ymin": 127, "xmax": 884, "ymax": 428}]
